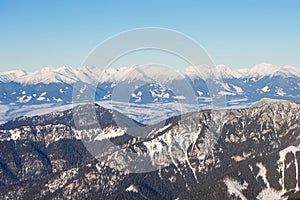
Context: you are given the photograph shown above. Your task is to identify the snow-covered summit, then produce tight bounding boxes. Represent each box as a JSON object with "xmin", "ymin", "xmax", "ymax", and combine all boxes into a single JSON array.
[
  {"xmin": 246, "ymin": 63, "xmax": 280, "ymax": 77},
  {"xmin": 0, "ymin": 63, "xmax": 299, "ymax": 85},
  {"xmin": 0, "ymin": 69, "xmax": 27, "ymax": 82}
]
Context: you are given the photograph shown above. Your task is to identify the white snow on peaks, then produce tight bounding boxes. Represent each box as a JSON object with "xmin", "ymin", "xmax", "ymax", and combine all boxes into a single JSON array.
[
  {"xmin": 246, "ymin": 63, "xmax": 280, "ymax": 77},
  {"xmin": 99, "ymin": 65, "xmax": 183, "ymax": 83},
  {"xmin": 0, "ymin": 66, "xmax": 102, "ymax": 85},
  {"xmin": 0, "ymin": 70, "xmax": 27, "ymax": 82},
  {"xmin": 244, "ymin": 63, "xmax": 300, "ymax": 78},
  {"xmin": 181, "ymin": 63, "xmax": 299, "ymax": 80},
  {"xmin": 272, "ymin": 65, "xmax": 300, "ymax": 78},
  {"xmin": 0, "ymin": 63, "xmax": 299, "ymax": 85},
  {"xmin": 183, "ymin": 64, "xmax": 242, "ymax": 79},
  {"xmin": 215, "ymin": 64, "xmax": 244, "ymax": 79},
  {"xmin": 183, "ymin": 65, "xmax": 217, "ymax": 80}
]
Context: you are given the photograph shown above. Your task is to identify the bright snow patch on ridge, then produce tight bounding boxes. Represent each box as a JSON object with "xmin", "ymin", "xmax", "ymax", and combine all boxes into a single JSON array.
[
  {"xmin": 125, "ymin": 185, "xmax": 138, "ymax": 193},
  {"xmin": 94, "ymin": 128, "xmax": 126, "ymax": 141},
  {"xmin": 224, "ymin": 178, "xmax": 248, "ymax": 200}
]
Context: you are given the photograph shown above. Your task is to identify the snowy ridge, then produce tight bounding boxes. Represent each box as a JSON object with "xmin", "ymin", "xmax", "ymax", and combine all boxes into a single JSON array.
[
  {"xmin": 0, "ymin": 66, "xmax": 102, "ymax": 84},
  {"xmin": 1, "ymin": 63, "xmax": 300, "ymax": 85}
]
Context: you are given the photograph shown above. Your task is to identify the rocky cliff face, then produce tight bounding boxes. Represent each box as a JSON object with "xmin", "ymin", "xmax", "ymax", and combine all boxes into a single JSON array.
[{"xmin": 0, "ymin": 99, "xmax": 299, "ymax": 199}]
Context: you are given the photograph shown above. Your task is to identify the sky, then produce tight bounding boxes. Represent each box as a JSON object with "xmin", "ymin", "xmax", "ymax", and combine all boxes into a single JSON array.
[{"xmin": 0, "ymin": 0, "xmax": 300, "ymax": 71}]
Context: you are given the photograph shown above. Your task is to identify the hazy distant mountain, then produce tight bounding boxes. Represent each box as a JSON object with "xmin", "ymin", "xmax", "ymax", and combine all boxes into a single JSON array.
[
  {"xmin": 0, "ymin": 63, "xmax": 299, "ymax": 106},
  {"xmin": 0, "ymin": 99, "xmax": 299, "ymax": 199}
]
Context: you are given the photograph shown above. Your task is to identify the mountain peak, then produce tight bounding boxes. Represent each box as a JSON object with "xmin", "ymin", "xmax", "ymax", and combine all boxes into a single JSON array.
[
  {"xmin": 252, "ymin": 98, "xmax": 297, "ymax": 108},
  {"xmin": 247, "ymin": 63, "xmax": 280, "ymax": 77},
  {"xmin": 1, "ymin": 63, "xmax": 299, "ymax": 85}
]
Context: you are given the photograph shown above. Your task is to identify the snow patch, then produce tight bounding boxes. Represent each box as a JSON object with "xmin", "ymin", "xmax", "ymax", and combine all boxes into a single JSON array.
[
  {"xmin": 94, "ymin": 128, "xmax": 126, "ymax": 141},
  {"xmin": 231, "ymin": 84, "xmax": 243, "ymax": 94},
  {"xmin": 37, "ymin": 92, "xmax": 47, "ymax": 101},
  {"xmin": 256, "ymin": 188, "xmax": 287, "ymax": 200},
  {"xmin": 224, "ymin": 178, "xmax": 247, "ymax": 200},
  {"xmin": 125, "ymin": 185, "xmax": 138, "ymax": 193},
  {"xmin": 11, "ymin": 130, "xmax": 21, "ymax": 140},
  {"xmin": 261, "ymin": 86, "xmax": 270, "ymax": 93},
  {"xmin": 278, "ymin": 145, "xmax": 300, "ymax": 191},
  {"xmin": 196, "ymin": 90, "xmax": 203, "ymax": 96},
  {"xmin": 256, "ymin": 162, "xmax": 270, "ymax": 188},
  {"xmin": 276, "ymin": 88, "xmax": 286, "ymax": 96}
]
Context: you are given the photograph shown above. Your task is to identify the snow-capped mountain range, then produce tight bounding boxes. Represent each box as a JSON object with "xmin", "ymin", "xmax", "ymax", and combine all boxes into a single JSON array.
[
  {"xmin": 0, "ymin": 63, "xmax": 299, "ymax": 124},
  {"xmin": 1, "ymin": 63, "xmax": 300, "ymax": 84}
]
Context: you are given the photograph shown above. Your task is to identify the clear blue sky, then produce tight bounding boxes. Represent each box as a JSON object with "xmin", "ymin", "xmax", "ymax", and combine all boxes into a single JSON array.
[{"xmin": 1, "ymin": 0, "xmax": 299, "ymax": 71}]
